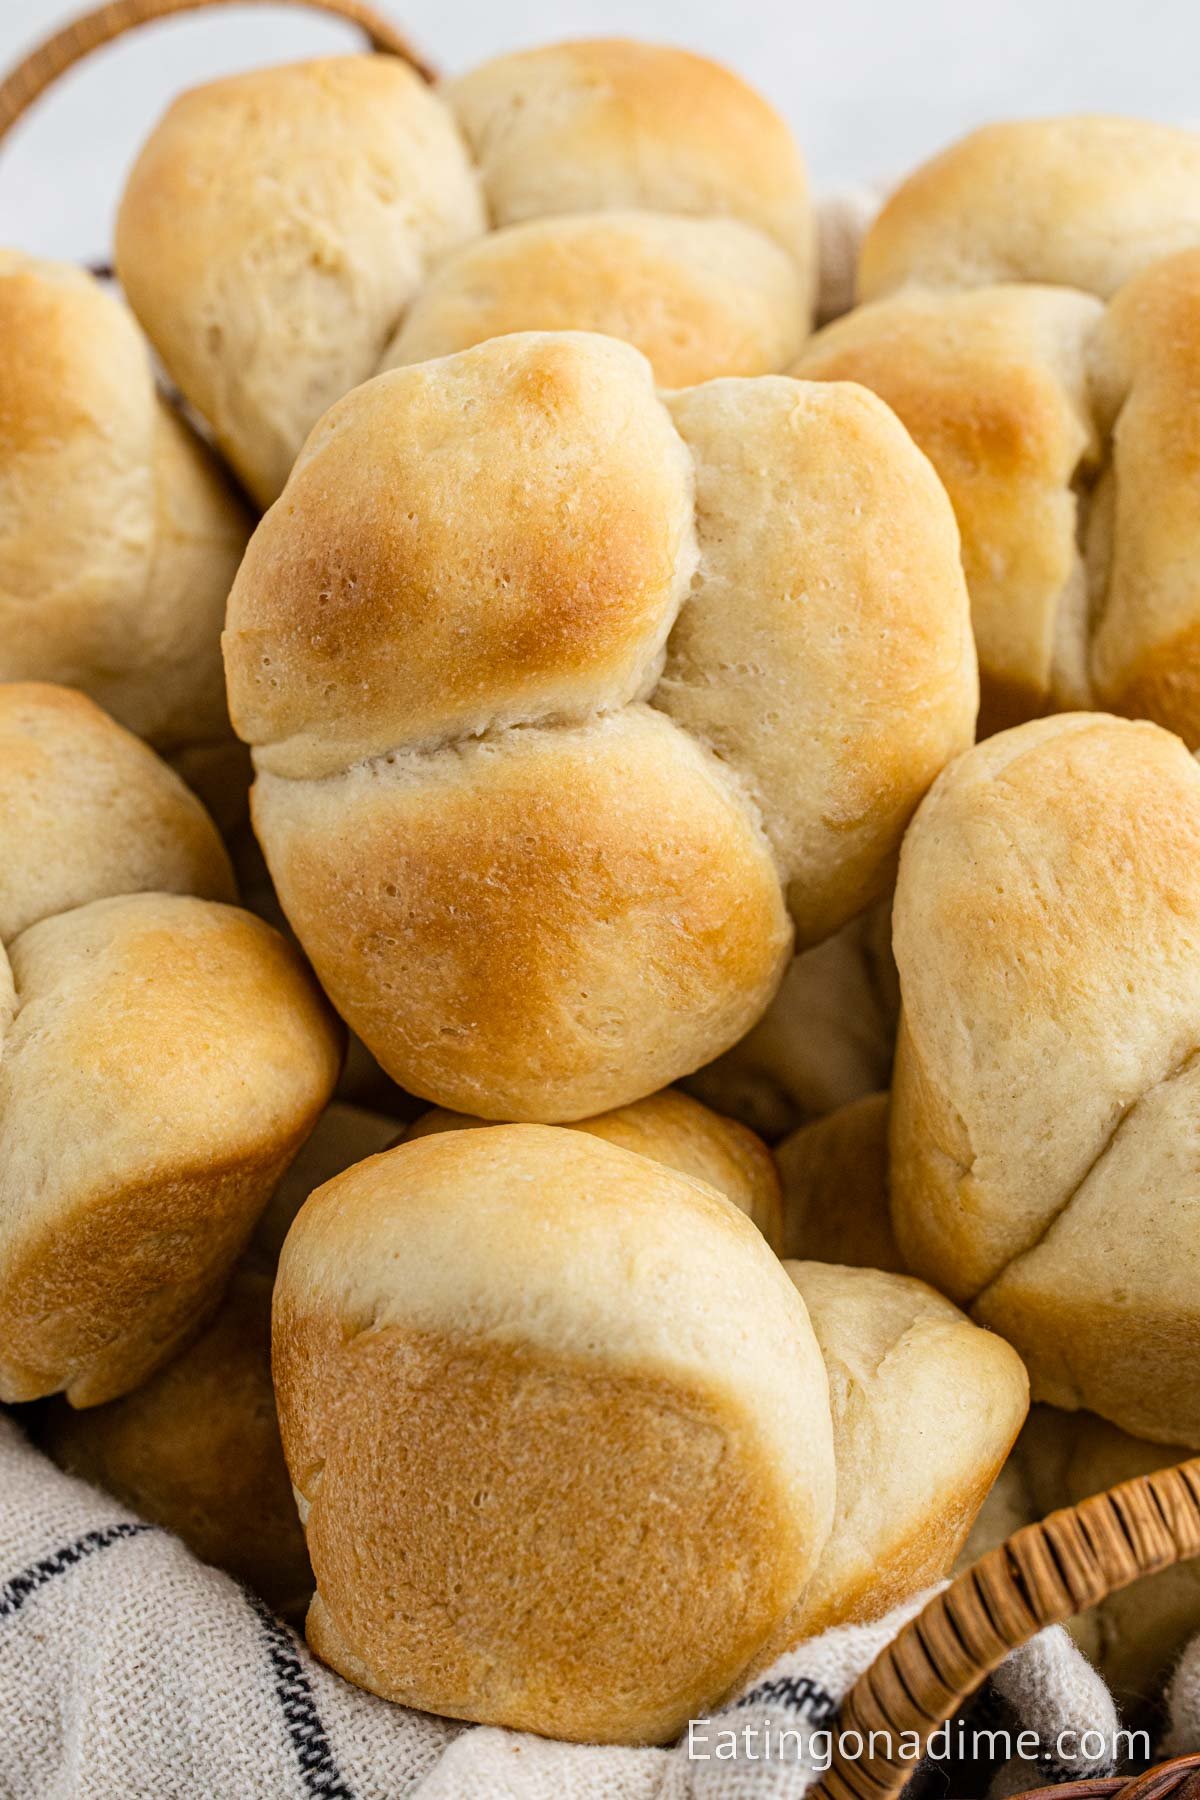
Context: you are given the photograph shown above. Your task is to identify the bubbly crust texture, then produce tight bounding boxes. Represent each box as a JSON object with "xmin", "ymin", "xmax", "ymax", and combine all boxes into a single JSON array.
[
  {"xmin": 0, "ymin": 683, "xmax": 342, "ymax": 1406},
  {"xmin": 891, "ymin": 713, "xmax": 1200, "ymax": 1444},
  {"xmin": 404, "ymin": 1087, "xmax": 783, "ymax": 1248},
  {"xmin": 227, "ymin": 333, "xmax": 976, "ymax": 1120},
  {"xmin": 776, "ymin": 1092, "xmax": 903, "ymax": 1270},
  {"xmin": 799, "ymin": 252, "xmax": 1200, "ymax": 749},
  {"xmin": 760, "ymin": 1262, "xmax": 1027, "ymax": 1651},
  {"xmin": 859, "ymin": 117, "xmax": 1200, "ymax": 302},
  {"xmin": 384, "ymin": 209, "xmax": 808, "ymax": 386},
  {"xmin": 687, "ymin": 898, "xmax": 899, "ymax": 1139},
  {"xmin": 0, "ymin": 252, "xmax": 250, "ymax": 797},
  {"xmin": 116, "ymin": 41, "xmax": 811, "ymax": 505},
  {"xmin": 116, "ymin": 58, "xmax": 485, "ymax": 508},
  {"xmin": 273, "ymin": 1125, "xmax": 836, "ymax": 1744},
  {"xmin": 41, "ymin": 1266, "xmax": 311, "ymax": 1617}
]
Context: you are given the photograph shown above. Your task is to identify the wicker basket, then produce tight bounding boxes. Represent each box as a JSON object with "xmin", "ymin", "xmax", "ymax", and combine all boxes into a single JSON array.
[
  {"xmin": 3, "ymin": 7, "xmax": 1200, "ymax": 1797},
  {"xmin": 0, "ymin": 0, "xmax": 435, "ymax": 144}
]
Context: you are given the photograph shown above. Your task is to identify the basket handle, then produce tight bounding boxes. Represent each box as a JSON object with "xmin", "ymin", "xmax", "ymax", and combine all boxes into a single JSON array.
[
  {"xmin": 0, "ymin": 0, "xmax": 435, "ymax": 146},
  {"xmin": 812, "ymin": 1455, "xmax": 1200, "ymax": 1800}
]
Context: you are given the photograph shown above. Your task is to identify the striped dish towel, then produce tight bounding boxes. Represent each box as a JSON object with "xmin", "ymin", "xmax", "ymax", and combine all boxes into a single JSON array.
[{"xmin": 0, "ymin": 1413, "xmax": 1127, "ymax": 1800}]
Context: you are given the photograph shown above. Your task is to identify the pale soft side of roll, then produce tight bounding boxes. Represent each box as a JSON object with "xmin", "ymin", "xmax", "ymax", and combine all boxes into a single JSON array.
[
  {"xmin": 797, "ymin": 247, "xmax": 1200, "ymax": 747},
  {"xmin": 959, "ymin": 1406, "xmax": 1200, "ymax": 1709},
  {"xmin": 226, "ymin": 331, "xmax": 976, "ymax": 1121},
  {"xmin": 402, "ymin": 1086, "xmax": 784, "ymax": 1249},
  {"xmin": 273, "ymin": 1124, "xmax": 837, "ymax": 1745},
  {"xmin": 0, "ymin": 252, "xmax": 252, "ymax": 827},
  {"xmin": 762, "ymin": 1262, "xmax": 1028, "ymax": 1655},
  {"xmin": 39, "ymin": 1102, "xmax": 399, "ymax": 1616},
  {"xmin": 274, "ymin": 1127, "xmax": 1026, "ymax": 1741},
  {"xmin": 116, "ymin": 40, "xmax": 814, "ymax": 507},
  {"xmin": 687, "ymin": 896, "xmax": 899, "ymax": 1139},
  {"xmin": 858, "ymin": 117, "xmax": 1200, "ymax": 303},
  {"xmin": 0, "ymin": 682, "xmax": 342, "ymax": 1407},
  {"xmin": 890, "ymin": 711, "xmax": 1200, "ymax": 1447}
]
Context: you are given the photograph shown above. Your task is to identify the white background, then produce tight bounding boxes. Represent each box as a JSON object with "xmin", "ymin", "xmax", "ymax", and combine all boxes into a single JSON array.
[{"xmin": 0, "ymin": 0, "xmax": 1193, "ymax": 266}]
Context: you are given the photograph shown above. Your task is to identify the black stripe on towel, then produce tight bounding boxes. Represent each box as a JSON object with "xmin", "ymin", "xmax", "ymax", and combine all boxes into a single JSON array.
[
  {"xmin": 0, "ymin": 1521, "xmax": 157, "ymax": 1620},
  {"xmin": 732, "ymin": 1672, "xmax": 840, "ymax": 1725},
  {"xmin": 245, "ymin": 1591, "xmax": 355, "ymax": 1800}
]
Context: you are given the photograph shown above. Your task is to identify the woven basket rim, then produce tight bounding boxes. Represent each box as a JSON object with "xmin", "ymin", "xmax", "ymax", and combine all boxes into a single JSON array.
[{"xmin": 0, "ymin": 0, "xmax": 435, "ymax": 147}]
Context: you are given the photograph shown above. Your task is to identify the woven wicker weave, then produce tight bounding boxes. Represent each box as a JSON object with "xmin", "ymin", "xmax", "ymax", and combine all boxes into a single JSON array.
[
  {"xmin": 813, "ymin": 1459, "xmax": 1200, "ymax": 1800},
  {"xmin": 3, "ymin": 9, "xmax": 1200, "ymax": 1800},
  {"xmin": 1013, "ymin": 1756, "xmax": 1200, "ymax": 1800}
]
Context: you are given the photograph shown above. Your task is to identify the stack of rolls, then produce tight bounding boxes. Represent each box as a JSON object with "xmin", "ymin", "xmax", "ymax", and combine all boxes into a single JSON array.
[
  {"xmin": 11, "ymin": 35, "xmax": 1200, "ymax": 1755},
  {"xmin": 115, "ymin": 40, "xmax": 816, "ymax": 508},
  {"xmin": 0, "ymin": 255, "xmax": 252, "ymax": 826},
  {"xmin": 795, "ymin": 118, "xmax": 1200, "ymax": 743},
  {"xmin": 0, "ymin": 681, "xmax": 340, "ymax": 1406}
]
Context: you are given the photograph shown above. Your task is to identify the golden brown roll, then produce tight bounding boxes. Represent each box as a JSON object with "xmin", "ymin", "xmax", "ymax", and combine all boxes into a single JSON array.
[
  {"xmin": 273, "ymin": 1124, "xmax": 836, "ymax": 1744},
  {"xmin": 274, "ymin": 1128, "xmax": 1026, "ymax": 1736},
  {"xmin": 41, "ymin": 1266, "xmax": 310, "ymax": 1617},
  {"xmin": 797, "ymin": 284, "xmax": 1103, "ymax": 735},
  {"xmin": 687, "ymin": 897, "xmax": 899, "ymax": 1138},
  {"xmin": 768, "ymin": 1261, "xmax": 1027, "ymax": 1648},
  {"xmin": 445, "ymin": 39, "xmax": 810, "ymax": 262},
  {"xmin": 39, "ymin": 1101, "xmax": 399, "ymax": 1616},
  {"xmin": 890, "ymin": 712, "xmax": 1200, "ymax": 1446},
  {"xmin": 252, "ymin": 1101, "xmax": 401, "ymax": 1265},
  {"xmin": 404, "ymin": 1087, "xmax": 783, "ymax": 1249},
  {"xmin": 859, "ymin": 117, "xmax": 1200, "ymax": 303},
  {"xmin": 1086, "ymin": 249, "xmax": 1200, "ymax": 745},
  {"xmin": 226, "ymin": 331, "xmax": 976, "ymax": 1120},
  {"xmin": 775, "ymin": 1092, "xmax": 903, "ymax": 1271},
  {"xmin": 0, "ymin": 253, "xmax": 251, "ymax": 820},
  {"xmin": 116, "ymin": 41, "xmax": 812, "ymax": 506},
  {"xmin": 383, "ymin": 209, "xmax": 808, "ymax": 386},
  {"xmin": 0, "ymin": 682, "xmax": 341, "ymax": 1406},
  {"xmin": 116, "ymin": 57, "xmax": 485, "ymax": 509},
  {"xmin": 798, "ymin": 251, "xmax": 1200, "ymax": 747}
]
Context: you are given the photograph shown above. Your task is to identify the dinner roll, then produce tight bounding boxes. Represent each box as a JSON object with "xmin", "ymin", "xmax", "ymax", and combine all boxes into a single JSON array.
[
  {"xmin": 687, "ymin": 898, "xmax": 899, "ymax": 1138},
  {"xmin": 891, "ymin": 712, "xmax": 1200, "ymax": 1445},
  {"xmin": 797, "ymin": 285, "xmax": 1103, "ymax": 735},
  {"xmin": 445, "ymin": 39, "xmax": 810, "ymax": 264},
  {"xmin": 1087, "ymin": 249, "xmax": 1200, "ymax": 745},
  {"xmin": 41, "ymin": 1266, "xmax": 310, "ymax": 1618},
  {"xmin": 117, "ymin": 57, "xmax": 485, "ymax": 508},
  {"xmin": 383, "ymin": 210, "xmax": 808, "ymax": 385},
  {"xmin": 0, "ymin": 253, "xmax": 251, "ymax": 817},
  {"xmin": 252, "ymin": 1101, "xmax": 401, "ymax": 1265},
  {"xmin": 0, "ymin": 683, "xmax": 341, "ymax": 1406},
  {"xmin": 404, "ymin": 1087, "xmax": 783, "ymax": 1248},
  {"xmin": 775, "ymin": 1092, "xmax": 903, "ymax": 1270},
  {"xmin": 117, "ymin": 41, "xmax": 811, "ymax": 506},
  {"xmin": 228, "ymin": 332, "xmax": 976, "ymax": 1120},
  {"xmin": 767, "ymin": 1262, "xmax": 1027, "ymax": 1648},
  {"xmin": 799, "ymin": 251, "xmax": 1200, "ymax": 746},
  {"xmin": 40, "ymin": 1101, "xmax": 399, "ymax": 1616},
  {"xmin": 273, "ymin": 1125, "xmax": 836, "ymax": 1743},
  {"xmin": 860, "ymin": 118, "xmax": 1200, "ymax": 302}
]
